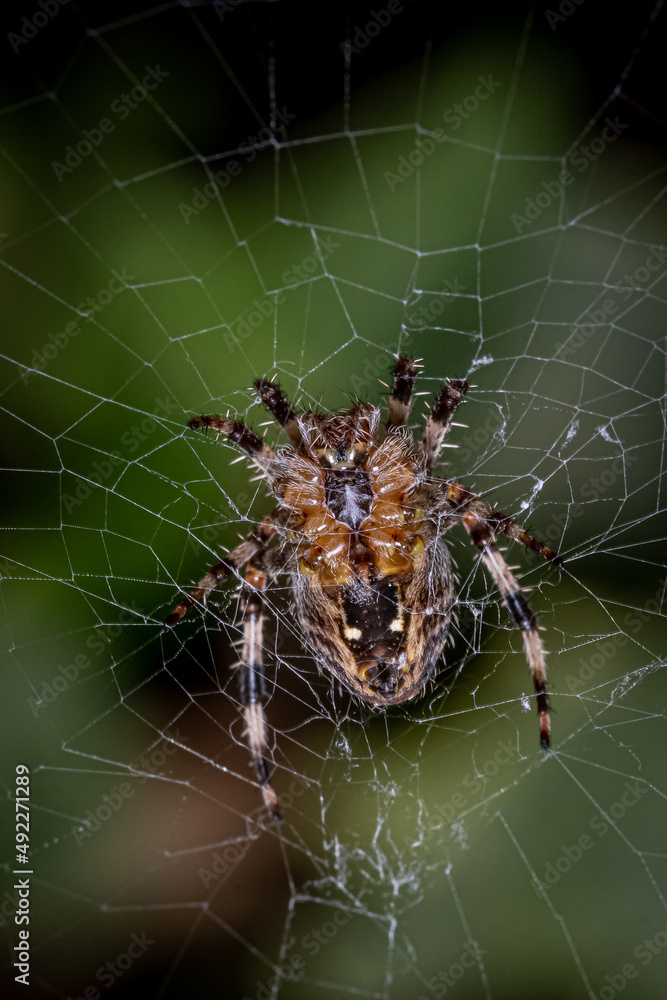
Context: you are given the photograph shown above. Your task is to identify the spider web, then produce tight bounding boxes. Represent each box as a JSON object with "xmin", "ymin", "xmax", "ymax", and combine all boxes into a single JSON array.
[{"xmin": 1, "ymin": 2, "xmax": 666, "ymax": 997}]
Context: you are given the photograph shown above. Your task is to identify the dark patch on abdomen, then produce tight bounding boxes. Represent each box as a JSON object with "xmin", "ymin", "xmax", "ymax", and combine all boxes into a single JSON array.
[{"xmin": 341, "ymin": 578, "xmax": 403, "ymax": 656}]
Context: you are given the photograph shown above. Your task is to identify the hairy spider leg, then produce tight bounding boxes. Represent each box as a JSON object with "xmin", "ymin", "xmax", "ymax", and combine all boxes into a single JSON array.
[
  {"xmin": 165, "ymin": 416, "xmax": 275, "ymax": 622},
  {"xmin": 254, "ymin": 378, "xmax": 303, "ymax": 448},
  {"xmin": 461, "ymin": 509, "xmax": 552, "ymax": 747},
  {"xmin": 444, "ymin": 483, "xmax": 563, "ymax": 566},
  {"xmin": 442, "ymin": 483, "xmax": 562, "ymax": 745},
  {"xmin": 165, "ymin": 516, "xmax": 278, "ymax": 625},
  {"xmin": 387, "ymin": 356, "xmax": 419, "ymax": 429},
  {"xmin": 421, "ymin": 378, "xmax": 470, "ymax": 469},
  {"xmin": 186, "ymin": 415, "xmax": 275, "ymax": 472},
  {"xmin": 237, "ymin": 561, "xmax": 282, "ymax": 822}
]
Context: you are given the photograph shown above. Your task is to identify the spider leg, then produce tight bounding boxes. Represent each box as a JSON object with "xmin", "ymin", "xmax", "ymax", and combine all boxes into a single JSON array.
[
  {"xmin": 168, "ymin": 413, "xmax": 282, "ymax": 622},
  {"xmin": 421, "ymin": 378, "xmax": 469, "ymax": 469},
  {"xmin": 237, "ymin": 561, "xmax": 282, "ymax": 822},
  {"xmin": 166, "ymin": 512, "xmax": 289, "ymax": 819},
  {"xmin": 187, "ymin": 415, "xmax": 275, "ymax": 473},
  {"xmin": 387, "ymin": 356, "xmax": 419, "ymax": 429},
  {"xmin": 165, "ymin": 515, "xmax": 277, "ymax": 624},
  {"xmin": 254, "ymin": 378, "xmax": 303, "ymax": 448},
  {"xmin": 461, "ymin": 510, "xmax": 552, "ymax": 747},
  {"xmin": 445, "ymin": 484, "xmax": 562, "ymax": 565}
]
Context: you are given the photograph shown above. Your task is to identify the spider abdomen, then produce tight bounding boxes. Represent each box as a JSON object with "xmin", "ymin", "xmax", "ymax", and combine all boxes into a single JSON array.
[{"xmin": 294, "ymin": 536, "xmax": 455, "ymax": 705}]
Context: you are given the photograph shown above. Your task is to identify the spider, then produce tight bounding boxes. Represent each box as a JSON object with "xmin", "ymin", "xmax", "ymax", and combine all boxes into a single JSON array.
[{"xmin": 166, "ymin": 357, "xmax": 562, "ymax": 821}]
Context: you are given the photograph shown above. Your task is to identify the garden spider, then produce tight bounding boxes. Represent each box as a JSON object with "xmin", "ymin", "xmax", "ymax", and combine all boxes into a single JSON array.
[{"xmin": 166, "ymin": 358, "xmax": 562, "ymax": 820}]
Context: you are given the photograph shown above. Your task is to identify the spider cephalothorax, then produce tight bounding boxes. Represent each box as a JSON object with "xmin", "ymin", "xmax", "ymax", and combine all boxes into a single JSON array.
[{"xmin": 166, "ymin": 358, "xmax": 562, "ymax": 820}]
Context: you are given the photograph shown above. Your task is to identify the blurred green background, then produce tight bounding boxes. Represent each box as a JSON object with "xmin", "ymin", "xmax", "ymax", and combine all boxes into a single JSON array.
[{"xmin": 1, "ymin": 2, "xmax": 666, "ymax": 998}]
